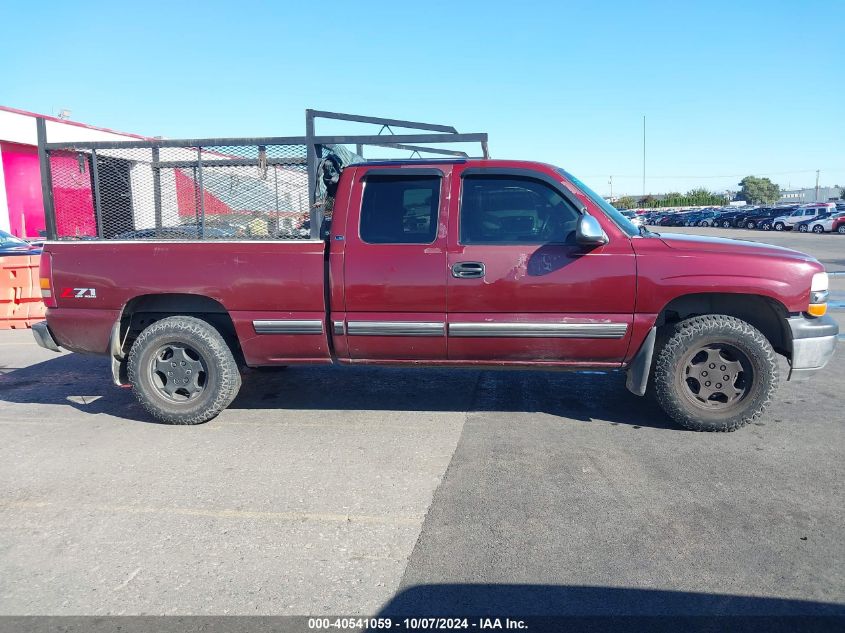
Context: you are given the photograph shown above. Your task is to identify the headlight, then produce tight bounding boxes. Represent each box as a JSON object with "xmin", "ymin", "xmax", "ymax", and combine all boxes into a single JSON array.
[{"xmin": 808, "ymin": 272, "xmax": 829, "ymax": 317}]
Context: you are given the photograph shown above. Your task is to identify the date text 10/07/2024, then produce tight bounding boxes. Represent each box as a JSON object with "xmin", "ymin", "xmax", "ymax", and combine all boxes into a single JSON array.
[{"xmin": 307, "ymin": 617, "xmax": 528, "ymax": 630}]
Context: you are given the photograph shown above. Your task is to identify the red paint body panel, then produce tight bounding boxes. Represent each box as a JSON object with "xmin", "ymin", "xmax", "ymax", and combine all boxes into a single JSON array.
[
  {"xmin": 444, "ymin": 162, "xmax": 635, "ymax": 363},
  {"xmin": 337, "ymin": 165, "xmax": 451, "ymax": 361},
  {"xmin": 632, "ymin": 234, "xmax": 822, "ymax": 314},
  {"xmin": 47, "ymin": 240, "xmax": 330, "ymax": 365},
  {"xmin": 345, "ymin": 312, "xmax": 447, "ymax": 360},
  {"xmin": 42, "ymin": 158, "xmax": 825, "ymax": 372},
  {"xmin": 624, "ymin": 313, "xmax": 659, "ymax": 363},
  {"xmin": 341, "ymin": 165, "xmax": 450, "ymax": 313},
  {"xmin": 232, "ymin": 311, "xmax": 330, "ymax": 365},
  {"xmin": 447, "ymin": 312, "xmax": 629, "ymax": 364},
  {"xmin": 47, "ymin": 308, "xmax": 120, "ymax": 354}
]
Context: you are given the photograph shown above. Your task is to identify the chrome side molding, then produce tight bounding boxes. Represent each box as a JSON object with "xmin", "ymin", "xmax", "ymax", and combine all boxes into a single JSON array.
[
  {"xmin": 347, "ymin": 321, "xmax": 445, "ymax": 337},
  {"xmin": 341, "ymin": 320, "xmax": 627, "ymax": 339},
  {"xmin": 253, "ymin": 320, "xmax": 324, "ymax": 335},
  {"xmin": 448, "ymin": 322, "xmax": 628, "ymax": 339}
]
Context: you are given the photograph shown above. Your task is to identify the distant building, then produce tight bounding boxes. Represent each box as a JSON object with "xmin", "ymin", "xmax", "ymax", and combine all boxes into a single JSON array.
[
  {"xmin": 778, "ymin": 187, "xmax": 842, "ymax": 205},
  {"xmin": 0, "ymin": 105, "xmax": 148, "ymax": 238}
]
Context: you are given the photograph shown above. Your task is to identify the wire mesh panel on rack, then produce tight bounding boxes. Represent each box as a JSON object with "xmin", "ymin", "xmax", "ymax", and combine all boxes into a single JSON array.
[{"xmin": 47, "ymin": 143, "xmax": 312, "ymax": 240}]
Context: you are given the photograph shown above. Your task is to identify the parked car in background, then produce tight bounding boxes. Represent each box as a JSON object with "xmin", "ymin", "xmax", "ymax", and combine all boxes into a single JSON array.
[
  {"xmin": 796, "ymin": 211, "xmax": 835, "ymax": 233},
  {"xmin": 113, "ymin": 226, "xmax": 235, "ymax": 240},
  {"xmin": 733, "ymin": 207, "xmax": 776, "ymax": 229},
  {"xmin": 807, "ymin": 211, "xmax": 845, "ymax": 233},
  {"xmin": 756, "ymin": 208, "xmax": 801, "ymax": 231},
  {"xmin": 643, "ymin": 211, "xmax": 667, "ymax": 225},
  {"xmin": 771, "ymin": 203, "xmax": 837, "ymax": 232},
  {"xmin": 832, "ymin": 215, "xmax": 845, "ymax": 234},
  {"xmin": 716, "ymin": 207, "xmax": 753, "ymax": 228},
  {"xmin": 621, "ymin": 210, "xmax": 644, "ymax": 228},
  {"xmin": 694, "ymin": 209, "xmax": 723, "ymax": 227},
  {"xmin": 0, "ymin": 230, "xmax": 42, "ymax": 255},
  {"xmin": 679, "ymin": 210, "xmax": 704, "ymax": 226},
  {"xmin": 658, "ymin": 213, "xmax": 688, "ymax": 227}
]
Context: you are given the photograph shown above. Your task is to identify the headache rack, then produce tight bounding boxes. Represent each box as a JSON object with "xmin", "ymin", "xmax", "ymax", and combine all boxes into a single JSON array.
[{"xmin": 37, "ymin": 109, "xmax": 489, "ymax": 242}]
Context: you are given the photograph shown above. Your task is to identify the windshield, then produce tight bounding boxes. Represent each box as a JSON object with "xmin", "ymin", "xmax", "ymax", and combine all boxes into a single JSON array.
[
  {"xmin": 556, "ymin": 169, "xmax": 639, "ymax": 237},
  {"xmin": 0, "ymin": 230, "xmax": 28, "ymax": 246}
]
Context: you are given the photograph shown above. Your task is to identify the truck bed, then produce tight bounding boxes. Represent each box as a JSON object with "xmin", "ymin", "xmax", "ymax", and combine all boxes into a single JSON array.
[{"xmin": 46, "ymin": 240, "xmax": 331, "ymax": 365}]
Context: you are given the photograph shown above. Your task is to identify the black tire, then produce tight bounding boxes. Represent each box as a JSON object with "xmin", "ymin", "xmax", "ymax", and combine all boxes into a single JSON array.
[
  {"xmin": 838, "ymin": 225, "xmax": 845, "ymax": 234},
  {"xmin": 722, "ymin": 220, "xmax": 731, "ymax": 228},
  {"xmin": 811, "ymin": 224, "xmax": 824, "ymax": 234},
  {"xmin": 774, "ymin": 221, "xmax": 785, "ymax": 231},
  {"xmin": 127, "ymin": 316, "xmax": 241, "ymax": 425},
  {"xmin": 798, "ymin": 224, "xmax": 808, "ymax": 233},
  {"xmin": 746, "ymin": 220, "xmax": 756, "ymax": 229},
  {"xmin": 653, "ymin": 315, "xmax": 778, "ymax": 432}
]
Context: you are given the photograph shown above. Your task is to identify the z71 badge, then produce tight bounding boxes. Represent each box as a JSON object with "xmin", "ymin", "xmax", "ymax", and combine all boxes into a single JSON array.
[{"xmin": 60, "ymin": 288, "xmax": 97, "ymax": 299}]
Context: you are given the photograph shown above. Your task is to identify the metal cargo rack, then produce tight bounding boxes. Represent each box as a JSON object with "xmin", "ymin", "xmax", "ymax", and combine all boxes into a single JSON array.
[{"xmin": 37, "ymin": 109, "xmax": 489, "ymax": 242}]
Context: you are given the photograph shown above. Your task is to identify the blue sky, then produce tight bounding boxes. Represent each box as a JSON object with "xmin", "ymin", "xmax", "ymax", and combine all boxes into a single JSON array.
[{"xmin": 2, "ymin": 0, "xmax": 842, "ymax": 197}]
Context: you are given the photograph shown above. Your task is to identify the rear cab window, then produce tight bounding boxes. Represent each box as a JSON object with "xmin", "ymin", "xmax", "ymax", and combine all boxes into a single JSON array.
[{"xmin": 359, "ymin": 174, "xmax": 441, "ymax": 244}]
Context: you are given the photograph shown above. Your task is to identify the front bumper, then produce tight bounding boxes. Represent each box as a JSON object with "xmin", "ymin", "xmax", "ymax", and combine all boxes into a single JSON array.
[
  {"xmin": 787, "ymin": 314, "xmax": 839, "ymax": 380},
  {"xmin": 31, "ymin": 321, "xmax": 61, "ymax": 353}
]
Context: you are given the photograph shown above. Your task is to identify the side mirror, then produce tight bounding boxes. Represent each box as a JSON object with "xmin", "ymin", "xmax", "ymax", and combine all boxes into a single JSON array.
[{"xmin": 576, "ymin": 214, "xmax": 608, "ymax": 247}]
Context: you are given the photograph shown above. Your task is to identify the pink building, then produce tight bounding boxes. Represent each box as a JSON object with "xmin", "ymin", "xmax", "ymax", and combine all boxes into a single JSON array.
[{"xmin": 0, "ymin": 106, "xmax": 148, "ymax": 238}]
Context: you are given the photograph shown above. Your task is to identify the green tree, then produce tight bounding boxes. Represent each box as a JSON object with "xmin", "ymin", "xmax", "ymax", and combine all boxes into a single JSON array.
[
  {"xmin": 840, "ymin": 187, "xmax": 844, "ymax": 200},
  {"xmin": 738, "ymin": 176, "xmax": 780, "ymax": 204},
  {"xmin": 679, "ymin": 188, "xmax": 723, "ymax": 207},
  {"xmin": 616, "ymin": 196, "xmax": 636, "ymax": 209}
]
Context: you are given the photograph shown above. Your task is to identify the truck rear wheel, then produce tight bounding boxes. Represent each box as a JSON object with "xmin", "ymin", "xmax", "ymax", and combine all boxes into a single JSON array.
[
  {"xmin": 653, "ymin": 315, "xmax": 777, "ymax": 432},
  {"xmin": 127, "ymin": 316, "xmax": 241, "ymax": 425}
]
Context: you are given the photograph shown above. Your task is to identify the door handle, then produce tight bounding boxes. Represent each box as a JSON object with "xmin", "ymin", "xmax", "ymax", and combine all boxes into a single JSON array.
[{"xmin": 451, "ymin": 261, "xmax": 486, "ymax": 279}]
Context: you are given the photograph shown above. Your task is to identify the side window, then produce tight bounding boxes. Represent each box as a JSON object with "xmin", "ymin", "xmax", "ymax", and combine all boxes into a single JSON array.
[
  {"xmin": 360, "ymin": 174, "xmax": 440, "ymax": 244},
  {"xmin": 460, "ymin": 175, "xmax": 579, "ymax": 245}
]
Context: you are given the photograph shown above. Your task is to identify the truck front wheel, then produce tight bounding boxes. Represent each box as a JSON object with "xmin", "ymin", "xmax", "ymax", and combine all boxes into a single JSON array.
[
  {"xmin": 127, "ymin": 316, "xmax": 241, "ymax": 425},
  {"xmin": 653, "ymin": 315, "xmax": 778, "ymax": 432}
]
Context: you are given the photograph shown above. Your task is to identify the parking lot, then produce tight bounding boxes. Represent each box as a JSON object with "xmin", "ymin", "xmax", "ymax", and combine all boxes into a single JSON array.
[{"xmin": 0, "ymin": 228, "xmax": 843, "ymax": 620}]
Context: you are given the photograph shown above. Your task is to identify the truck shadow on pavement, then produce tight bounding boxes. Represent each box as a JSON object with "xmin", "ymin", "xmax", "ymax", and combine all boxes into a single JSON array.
[
  {"xmin": 0, "ymin": 354, "xmax": 677, "ymax": 430},
  {"xmin": 377, "ymin": 584, "xmax": 845, "ymax": 632}
]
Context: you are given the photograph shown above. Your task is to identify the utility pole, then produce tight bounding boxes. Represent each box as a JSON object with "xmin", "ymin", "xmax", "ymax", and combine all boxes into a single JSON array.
[
  {"xmin": 815, "ymin": 170, "xmax": 820, "ymax": 202},
  {"xmin": 642, "ymin": 115, "xmax": 646, "ymax": 197},
  {"xmin": 609, "ymin": 176, "xmax": 613, "ymax": 200}
]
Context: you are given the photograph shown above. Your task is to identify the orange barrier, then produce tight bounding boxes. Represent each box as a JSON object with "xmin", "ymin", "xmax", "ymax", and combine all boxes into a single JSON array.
[{"xmin": 0, "ymin": 254, "xmax": 46, "ymax": 329}]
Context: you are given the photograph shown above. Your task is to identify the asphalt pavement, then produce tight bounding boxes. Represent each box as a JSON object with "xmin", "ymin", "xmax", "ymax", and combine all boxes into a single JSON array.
[{"xmin": 0, "ymin": 228, "xmax": 842, "ymax": 622}]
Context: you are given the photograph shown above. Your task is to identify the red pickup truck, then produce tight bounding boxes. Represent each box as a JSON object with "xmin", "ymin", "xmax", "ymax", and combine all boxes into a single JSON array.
[{"xmin": 30, "ymin": 112, "xmax": 837, "ymax": 432}]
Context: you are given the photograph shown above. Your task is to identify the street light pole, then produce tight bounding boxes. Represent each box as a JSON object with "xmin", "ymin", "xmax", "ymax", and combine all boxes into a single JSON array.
[{"xmin": 642, "ymin": 115, "xmax": 646, "ymax": 197}]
